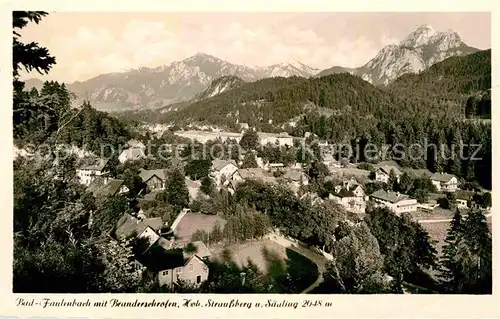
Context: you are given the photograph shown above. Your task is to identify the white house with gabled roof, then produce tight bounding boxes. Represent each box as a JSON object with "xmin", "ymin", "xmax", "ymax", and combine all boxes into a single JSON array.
[{"xmin": 430, "ymin": 173, "xmax": 458, "ymax": 192}]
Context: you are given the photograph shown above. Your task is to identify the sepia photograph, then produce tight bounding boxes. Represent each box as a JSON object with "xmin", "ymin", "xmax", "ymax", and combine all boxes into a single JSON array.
[{"xmin": 11, "ymin": 10, "xmax": 492, "ymax": 298}]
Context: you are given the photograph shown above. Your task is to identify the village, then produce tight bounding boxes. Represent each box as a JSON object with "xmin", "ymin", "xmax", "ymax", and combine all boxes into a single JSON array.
[{"xmin": 73, "ymin": 127, "xmax": 491, "ymax": 292}]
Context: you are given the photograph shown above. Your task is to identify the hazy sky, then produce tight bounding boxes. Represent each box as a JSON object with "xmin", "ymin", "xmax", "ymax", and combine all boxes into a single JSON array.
[{"xmin": 18, "ymin": 12, "xmax": 491, "ymax": 83}]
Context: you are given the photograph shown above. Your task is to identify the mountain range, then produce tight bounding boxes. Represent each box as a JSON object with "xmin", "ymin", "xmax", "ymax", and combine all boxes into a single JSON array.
[
  {"xmin": 24, "ymin": 24, "xmax": 480, "ymax": 112},
  {"xmin": 115, "ymin": 49, "xmax": 490, "ymax": 131}
]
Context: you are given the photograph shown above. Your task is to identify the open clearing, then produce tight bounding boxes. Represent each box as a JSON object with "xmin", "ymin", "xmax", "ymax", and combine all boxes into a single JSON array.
[
  {"xmin": 411, "ymin": 207, "xmax": 455, "ymax": 221},
  {"xmin": 210, "ymin": 239, "xmax": 320, "ymax": 293},
  {"xmin": 421, "ymin": 216, "xmax": 492, "ymax": 256},
  {"xmin": 174, "ymin": 212, "xmax": 226, "ymax": 242},
  {"xmin": 210, "ymin": 240, "xmax": 288, "ymax": 273}
]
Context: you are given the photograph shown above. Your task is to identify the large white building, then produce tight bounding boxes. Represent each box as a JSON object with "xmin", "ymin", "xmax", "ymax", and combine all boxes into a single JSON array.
[
  {"xmin": 257, "ymin": 132, "xmax": 295, "ymax": 147},
  {"xmin": 173, "ymin": 130, "xmax": 242, "ymax": 144},
  {"xmin": 173, "ymin": 130, "xmax": 300, "ymax": 149},
  {"xmin": 76, "ymin": 158, "xmax": 110, "ymax": 185},
  {"xmin": 369, "ymin": 190, "xmax": 418, "ymax": 215}
]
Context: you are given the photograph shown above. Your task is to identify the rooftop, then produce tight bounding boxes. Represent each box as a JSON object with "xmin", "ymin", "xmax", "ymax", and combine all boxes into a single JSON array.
[
  {"xmin": 370, "ymin": 189, "xmax": 411, "ymax": 203},
  {"xmin": 333, "ymin": 188, "xmax": 357, "ymax": 198},
  {"xmin": 430, "ymin": 172, "xmax": 457, "ymax": 183},
  {"xmin": 185, "ymin": 241, "xmax": 212, "ymax": 259},
  {"xmin": 139, "ymin": 168, "xmax": 168, "ymax": 182},
  {"xmin": 88, "ymin": 177, "xmax": 126, "ymax": 197},
  {"xmin": 120, "ymin": 148, "xmax": 145, "ymax": 160},
  {"xmin": 282, "ymin": 169, "xmax": 306, "ymax": 182},
  {"xmin": 126, "ymin": 139, "xmax": 146, "ymax": 149},
  {"xmin": 136, "ymin": 244, "xmax": 185, "ymax": 272},
  {"xmin": 78, "ymin": 158, "xmax": 109, "ymax": 171},
  {"xmin": 185, "ymin": 178, "xmax": 202, "ymax": 188},
  {"xmin": 114, "ymin": 213, "xmax": 164, "ymax": 241},
  {"xmin": 378, "ymin": 165, "xmax": 403, "ymax": 176},
  {"xmin": 174, "ymin": 130, "xmax": 242, "ymax": 138},
  {"xmin": 212, "ymin": 158, "xmax": 237, "ymax": 171}
]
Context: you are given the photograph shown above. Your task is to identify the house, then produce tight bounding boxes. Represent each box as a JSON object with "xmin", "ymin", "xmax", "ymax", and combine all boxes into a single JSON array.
[
  {"xmin": 300, "ymin": 192, "xmax": 324, "ymax": 206},
  {"xmin": 257, "ymin": 132, "xmax": 294, "ymax": 147},
  {"xmin": 88, "ymin": 177, "xmax": 129, "ymax": 198},
  {"xmin": 139, "ymin": 168, "xmax": 168, "ymax": 192},
  {"xmin": 114, "ymin": 213, "xmax": 164, "ymax": 242},
  {"xmin": 281, "ymin": 169, "xmax": 309, "ymax": 193},
  {"xmin": 369, "ymin": 190, "xmax": 418, "ymax": 215},
  {"xmin": 210, "ymin": 159, "xmax": 239, "ymax": 187},
  {"xmin": 126, "ymin": 139, "xmax": 146, "ymax": 150},
  {"xmin": 323, "ymin": 154, "xmax": 341, "ymax": 169},
  {"xmin": 136, "ymin": 240, "xmax": 211, "ymax": 288},
  {"xmin": 268, "ymin": 163, "xmax": 285, "ymax": 172},
  {"xmin": 185, "ymin": 178, "xmax": 202, "ymax": 202},
  {"xmin": 239, "ymin": 122, "xmax": 250, "ymax": 131},
  {"xmin": 430, "ymin": 173, "xmax": 459, "ymax": 192},
  {"xmin": 455, "ymin": 190, "xmax": 474, "ymax": 209},
  {"xmin": 318, "ymin": 140, "xmax": 328, "ymax": 148},
  {"xmin": 76, "ymin": 158, "xmax": 110, "ymax": 185},
  {"xmin": 331, "ymin": 188, "xmax": 366, "ymax": 214},
  {"xmin": 374, "ymin": 165, "xmax": 402, "ymax": 184},
  {"xmin": 331, "ymin": 179, "xmax": 366, "ymax": 213},
  {"xmin": 342, "ymin": 178, "xmax": 364, "ymax": 196},
  {"xmin": 118, "ymin": 147, "xmax": 146, "ymax": 164},
  {"xmin": 418, "ymin": 200, "xmax": 438, "ymax": 212},
  {"xmin": 174, "ymin": 130, "xmax": 242, "ymax": 144},
  {"xmin": 256, "ymin": 156, "xmax": 268, "ymax": 170}
]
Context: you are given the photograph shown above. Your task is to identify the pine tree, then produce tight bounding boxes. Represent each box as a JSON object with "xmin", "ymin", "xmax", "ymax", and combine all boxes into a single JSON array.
[
  {"xmin": 458, "ymin": 209, "xmax": 492, "ymax": 293},
  {"xmin": 164, "ymin": 168, "xmax": 189, "ymax": 210},
  {"xmin": 239, "ymin": 129, "xmax": 259, "ymax": 151},
  {"xmin": 241, "ymin": 152, "xmax": 258, "ymax": 168},
  {"xmin": 439, "ymin": 208, "xmax": 463, "ymax": 291},
  {"xmin": 200, "ymin": 176, "xmax": 213, "ymax": 195}
]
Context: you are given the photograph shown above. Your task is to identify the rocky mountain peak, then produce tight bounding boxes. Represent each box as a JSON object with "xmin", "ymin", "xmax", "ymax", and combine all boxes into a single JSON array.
[{"xmin": 400, "ymin": 24, "xmax": 438, "ymax": 47}]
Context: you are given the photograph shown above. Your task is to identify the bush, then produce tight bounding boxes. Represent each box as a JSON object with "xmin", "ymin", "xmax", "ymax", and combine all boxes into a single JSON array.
[{"xmin": 358, "ymin": 162, "xmax": 374, "ymax": 171}]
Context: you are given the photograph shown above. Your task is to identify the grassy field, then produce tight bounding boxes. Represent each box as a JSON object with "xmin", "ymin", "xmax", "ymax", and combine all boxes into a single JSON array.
[
  {"xmin": 174, "ymin": 212, "xmax": 226, "ymax": 242},
  {"xmin": 211, "ymin": 240, "xmax": 287, "ymax": 273},
  {"xmin": 410, "ymin": 207, "xmax": 455, "ymax": 221}
]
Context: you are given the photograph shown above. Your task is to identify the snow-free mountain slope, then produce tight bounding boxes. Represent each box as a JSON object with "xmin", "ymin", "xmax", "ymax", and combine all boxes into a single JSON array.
[{"xmin": 194, "ymin": 75, "xmax": 245, "ymax": 100}]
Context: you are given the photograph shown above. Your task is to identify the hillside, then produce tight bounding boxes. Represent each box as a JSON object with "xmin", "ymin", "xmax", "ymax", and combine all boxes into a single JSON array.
[
  {"xmin": 388, "ymin": 49, "xmax": 491, "ymax": 97},
  {"xmin": 164, "ymin": 74, "xmax": 399, "ymax": 130},
  {"xmin": 194, "ymin": 75, "xmax": 245, "ymax": 101}
]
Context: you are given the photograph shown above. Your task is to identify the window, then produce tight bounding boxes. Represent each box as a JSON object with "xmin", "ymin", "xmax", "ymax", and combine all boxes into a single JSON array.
[
  {"xmin": 188, "ymin": 263, "xmax": 194, "ymax": 272},
  {"xmin": 176, "ymin": 267, "xmax": 182, "ymax": 273},
  {"xmin": 196, "ymin": 275, "xmax": 201, "ymax": 284},
  {"xmin": 162, "ymin": 270, "xmax": 168, "ymax": 276}
]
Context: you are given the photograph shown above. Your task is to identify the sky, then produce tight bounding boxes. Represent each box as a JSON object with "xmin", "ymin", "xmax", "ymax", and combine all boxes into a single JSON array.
[{"xmin": 18, "ymin": 12, "xmax": 491, "ymax": 83}]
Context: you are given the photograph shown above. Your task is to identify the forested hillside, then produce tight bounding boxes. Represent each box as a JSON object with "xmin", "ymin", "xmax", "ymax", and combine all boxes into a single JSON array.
[
  {"xmin": 387, "ymin": 49, "xmax": 491, "ymax": 116},
  {"xmin": 14, "ymin": 80, "xmax": 132, "ymax": 153},
  {"xmin": 117, "ymin": 51, "xmax": 491, "ymax": 188}
]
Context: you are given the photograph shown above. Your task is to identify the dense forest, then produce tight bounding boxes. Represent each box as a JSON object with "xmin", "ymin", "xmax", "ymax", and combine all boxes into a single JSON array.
[{"xmin": 14, "ymin": 81, "xmax": 132, "ymax": 154}]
